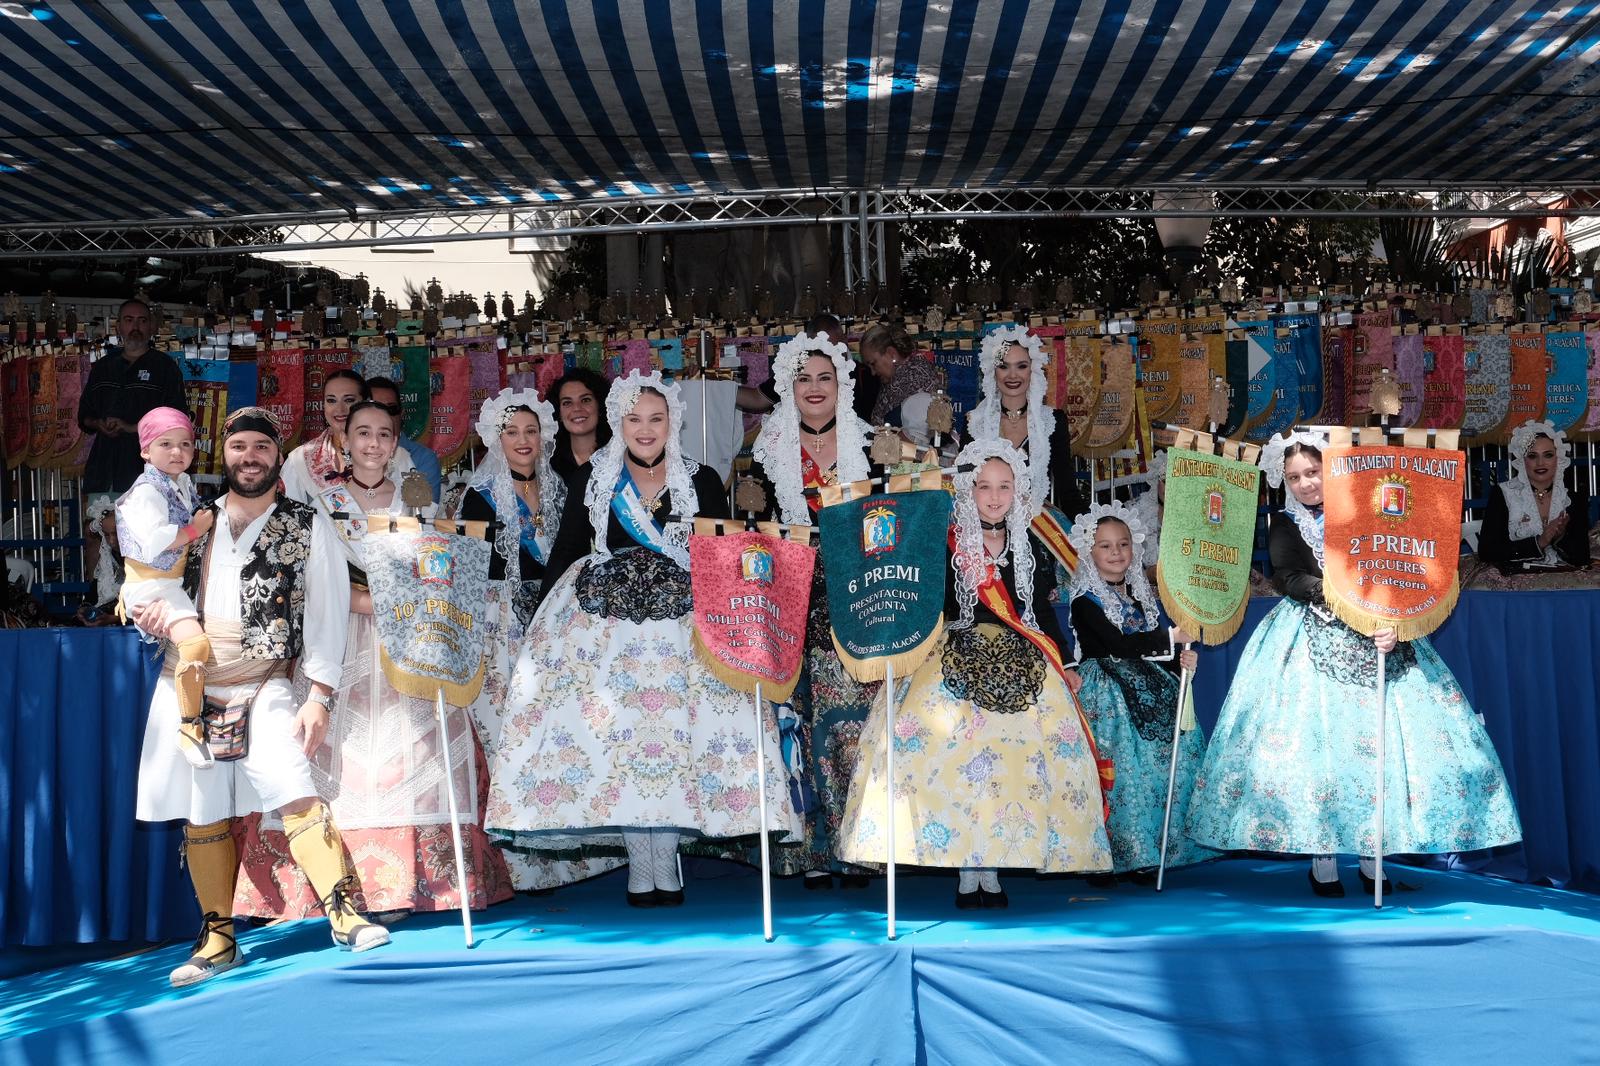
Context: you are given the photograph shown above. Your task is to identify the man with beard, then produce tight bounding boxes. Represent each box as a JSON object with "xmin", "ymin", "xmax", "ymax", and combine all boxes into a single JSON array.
[{"xmin": 132, "ymin": 407, "xmax": 389, "ymax": 987}]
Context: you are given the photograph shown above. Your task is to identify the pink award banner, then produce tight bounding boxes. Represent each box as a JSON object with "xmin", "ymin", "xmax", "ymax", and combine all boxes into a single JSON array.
[
  {"xmin": 689, "ymin": 528, "xmax": 815, "ymax": 700},
  {"xmin": 1419, "ymin": 333, "xmax": 1465, "ymax": 429},
  {"xmin": 1392, "ymin": 330, "xmax": 1425, "ymax": 426},
  {"xmin": 51, "ymin": 351, "xmax": 87, "ymax": 470},
  {"xmin": 26, "ymin": 352, "xmax": 56, "ymax": 465},
  {"xmin": 1349, "ymin": 310, "xmax": 1394, "ymax": 418}
]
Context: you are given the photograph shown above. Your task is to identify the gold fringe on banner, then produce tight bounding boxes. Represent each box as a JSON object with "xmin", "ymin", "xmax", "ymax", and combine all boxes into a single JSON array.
[
  {"xmin": 379, "ymin": 647, "xmax": 486, "ymax": 707},
  {"xmin": 690, "ymin": 629, "xmax": 802, "ymax": 702},
  {"xmin": 832, "ymin": 618, "xmax": 944, "ymax": 685},
  {"xmin": 1324, "ymin": 576, "xmax": 1460, "ymax": 642},
  {"xmin": 1155, "ymin": 565, "xmax": 1250, "ymax": 646}
]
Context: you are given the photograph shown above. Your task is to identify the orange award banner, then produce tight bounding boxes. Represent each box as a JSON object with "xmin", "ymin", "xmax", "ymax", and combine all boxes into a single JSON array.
[
  {"xmin": 689, "ymin": 525, "xmax": 815, "ymax": 700},
  {"xmin": 1322, "ymin": 441, "xmax": 1465, "ymax": 640},
  {"xmin": 1507, "ymin": 330, "xmax": 1547, "ymax": 431}
]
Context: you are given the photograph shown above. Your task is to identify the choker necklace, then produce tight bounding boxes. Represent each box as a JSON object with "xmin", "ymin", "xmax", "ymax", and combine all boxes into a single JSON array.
[
  {"xmin": 627, "ymin": 450, "xmax": 666, "ymax": 469},
  {"xmin": 980, "ymin": 519, "xmax": 1007, "ymax": 531},
  {"xmin": 1533, "ymin": 486, "xmax": 1552, "ymax": 500},
  {"xmin": 1002, "ymin": 406, "xmax": 1027, "ymax": 423},
  {"xmin": 801, "ymin": 417, "xmax": 837, "ymax": 453},
  {"xmin": 347, "ymin": 471, "xmax": 385, "ymax": 500},
  {"xmin": 510, "ymin": 468, "xmax": 537, "ymax": 483}
]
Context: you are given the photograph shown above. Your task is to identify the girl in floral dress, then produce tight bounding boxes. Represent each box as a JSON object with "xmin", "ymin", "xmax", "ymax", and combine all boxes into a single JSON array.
[{"xmin": 839, "ymin": 440, "xmax": 1112, "ymax": 908}]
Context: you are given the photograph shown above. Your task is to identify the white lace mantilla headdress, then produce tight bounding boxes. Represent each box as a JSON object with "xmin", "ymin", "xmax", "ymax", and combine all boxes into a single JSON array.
[
  {"xmin": 967, "ymin": 325, "xmax": 1052, "ymax": 514},
  {"xmin": 1133, "ymin": 448, "xmax": 1167, "ymax": 545},
  {"xmin": 950, "ymin": 439, "xmax": 1037, "ymax": 631},
  {"xmin": 1067, "ymin": 501, "xmax": 1160, "ymax": 646},
  {"xmin": 752, "ymin": 332, "xmax": 872, "ymax": 524},
  {"xmin": 1504, "ymin": 418, "xmax": 1572, "ymax": 564},
  {"xmin": 85, "ymin": 497, "xmax": 122, "ymax": 606},
  {"xmin": 471, "ymin": 387, "xmax": 562, "ymax": 579},
  {"xmin": 1261, "ymin": 429, "xmax": 1329, "ymax": 568},
  {"xmin": 585, "ymin": 369, "xmax": 698, "ymax": 569}
]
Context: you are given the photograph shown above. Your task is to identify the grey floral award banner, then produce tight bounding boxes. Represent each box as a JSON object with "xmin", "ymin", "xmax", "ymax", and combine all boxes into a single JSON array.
[{"xmin": 364, "ymin": 522, "xmax": 493, "ymax": 705}]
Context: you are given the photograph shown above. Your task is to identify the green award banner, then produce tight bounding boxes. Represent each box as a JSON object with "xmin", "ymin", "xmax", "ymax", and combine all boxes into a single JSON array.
[
  {"xmin": 819, "ymin": 485, "xmax": 951, "ymax": 683},
  {"xmin": 1155, "ymin": 437, "xmax": 1263, "ymax": 644}
]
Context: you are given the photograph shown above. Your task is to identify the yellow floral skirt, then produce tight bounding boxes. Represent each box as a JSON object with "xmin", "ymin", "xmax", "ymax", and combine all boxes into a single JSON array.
[{"xmin": 838, "ymin": 624, "xmax": 1112, "ymax": 872}]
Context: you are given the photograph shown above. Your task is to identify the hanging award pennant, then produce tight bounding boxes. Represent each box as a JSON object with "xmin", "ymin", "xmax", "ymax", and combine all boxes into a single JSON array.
[
  {"xmin": 1507, "ymin": 330, "xmax": 1547, "ymax": 430},
  {"xmin": 2, "ymin": 357, "xmax": 29, "ymax": 469},
  {"xmin": 1139, "ymin": 316, "xmax": 1183, "ymax": 423},
  {"xmin": 1578, "ymin": 329, "xmax": 1600, "ymax": 443},
  {"xmin": 1350, "ymin": 308, "xmax": 1395, "ymax": 417},
  {"xmin": 181, "ymin": 352, "xmax": 229, "ymax": 478},
  {"xmin": 1082, "ymin": 338, "xmax": 1136, "ymax": 457},
  {"xmin": 427, "ymin": 348, "xmax": 473, "ymax": 465},
  {"xmin": 1543, "ymin": 328, "xmax": 1589, "ymax": 434},
  {"xmin": 1419, "ymin": 331, "xmax": 1466, "ymax": 429},
  {"xmin": 363, "ymin": 519, "xmax": 494, "ymax": 706},
  {"xmin": 1155, "ymin": 435, "xmax": 1263, "ymax": 644},
  {"xmin": 819, "ymin": 484, "xmax": 951, "ymax": 682},
  {"xmin": 1322, "ymin": 430, "xmax": 1465, "ymax": 641},
  {"xmin": 1461, "ymin": 332, "xmax": 1511, "ymax": 446},
  {"xmin": 1392, "ymin": 329, "xmax": 1425, "ymax": 426},
  {"xmin": 256, "ymin": 346, "xmax": 306, "ymax": 448},
  {"xmin": 397, "ymin": 340, "xmax": 432, "ymax": 440},
  {"xmin": 302, "ymin": 345, "xmax": 353, "ymax": 440},
  {"xmin": 26, "ymin": 350, "xmax": 56, "ymax": 466},
  {"xmin": 688, "ymin": 521, "xmax": 816, "ymax": 700}
]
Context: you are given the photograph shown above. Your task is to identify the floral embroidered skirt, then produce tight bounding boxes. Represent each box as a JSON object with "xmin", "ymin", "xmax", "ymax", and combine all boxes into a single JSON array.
[
  {"xmin": 838, "ymin": 624, "xmax": 1112, "ymax": 872},
  {"xmin": 1077, "ymin": 657, "xmax": 1217, "ymax": 872},
  {"xmin": 1185, "ymin": 599, "xmax": 1523, "ymax": 856},
  {"xmin": 231, "ymin": 607, "xmax": 514, "ymax": 916},
  {"xmin": 484, "ymin": 552, "xmax": 802, "ymax": 853}
]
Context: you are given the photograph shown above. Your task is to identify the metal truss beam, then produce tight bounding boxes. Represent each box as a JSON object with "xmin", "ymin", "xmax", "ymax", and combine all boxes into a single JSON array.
[{"xmin": 1, "ymin": 185, "xmax": 1596, "ymax": 260}]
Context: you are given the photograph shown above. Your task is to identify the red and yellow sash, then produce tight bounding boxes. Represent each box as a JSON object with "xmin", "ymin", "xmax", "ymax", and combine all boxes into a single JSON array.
[
  {"xmin": 1028, "ymin": 507, "xmax": 1079, "ymax": 575},
  {"xmin": 800, "ymin": 445, "xmax": 824, "ymax": 513},
  {"xmin": 954, "ymin": 530, "xmax": 1115, "ymax": 814}
]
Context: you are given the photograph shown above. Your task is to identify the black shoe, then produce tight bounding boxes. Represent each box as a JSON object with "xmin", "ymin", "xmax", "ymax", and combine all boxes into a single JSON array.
[
  {"xmin": 523, "ymin": 886, "xmax": 556, "ymax": 898},
  {"xmin": 979, "ymin": 888, "xmax": 1009, "ymax": 910},
  {"xmin": 1308, "ymin": 869, "xmax": 1346, "ymax": 899},
  {"xmin": 837, "ymin": 873, "xmax": 871, "ymax": 889},
  {"xmin": 626, "ymin": 889, "xmax": 658, "ymax": 908},
  {"xmin": 653, "ymin": 887, "xmax": 685, "ymax": 907},
  {"xmin": 803, "ymin": 873, "xmax": 834, "ymax": 891},
  {"xmin": 1085, "ymin": 873, "xmax": 1117, "ymax": 889},
  {"xmin": 955, "ymin": 889, "xmax": 983, "ymax": 910}
]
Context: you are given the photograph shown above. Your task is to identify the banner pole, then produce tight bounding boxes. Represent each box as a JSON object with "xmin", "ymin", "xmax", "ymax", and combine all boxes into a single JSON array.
[
  {"xmin": 885, "ymin": 660, "xmax": 897, "ymax": 941},
  {"xmin": 1374, "ymin": 649, "xmax": 1387, "ymax": 910},
  {"xmin": 1155, "ymin": 643, "xmax": 1192, "ymax": 892},
  {"xmin": 754, "ymin": 681, "xmax": 773, "ymax": 942},
  {"xmin": 434, "ymin": 685, "xmax": 475, "ymax": 946}
]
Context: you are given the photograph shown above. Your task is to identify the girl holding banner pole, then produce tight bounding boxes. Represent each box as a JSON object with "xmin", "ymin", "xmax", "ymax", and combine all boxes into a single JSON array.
[
  {"xmin": 741, "ymin": 332, "xmax": 878, "ymax": 888},
  {"xmin": 233, "ymin": 401, "xmax": 514, "ymax": 919},
  {"xmin": 1186, "ymin": 431, "xmax": 1521, "ymax": 898},
  {"xmin": 486, "ymin": 371, "xmax": 800, "ymax": 907},
  {"xmin": 1067, "ymin": 502, "xmax": 1216, "ymax": 879},
  {"xmin": 839, "ymin": 441, "xmax": 1112, "ymax": 908}
]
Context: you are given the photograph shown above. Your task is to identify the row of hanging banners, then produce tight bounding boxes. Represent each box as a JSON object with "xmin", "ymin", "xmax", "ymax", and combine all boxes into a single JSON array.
[{"xmin": 5, "ymin": 302, "xmax": 1598, "ymax": 474}]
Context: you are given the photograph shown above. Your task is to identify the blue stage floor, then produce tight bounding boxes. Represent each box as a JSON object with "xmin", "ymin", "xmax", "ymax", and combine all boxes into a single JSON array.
[{"xmin": 5, "ymin": 858, "xmax": 1599, "ymax": 1065}]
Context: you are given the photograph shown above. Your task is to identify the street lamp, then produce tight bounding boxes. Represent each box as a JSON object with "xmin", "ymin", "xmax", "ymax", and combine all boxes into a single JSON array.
[{"xmin": 1152, "ymin": 189, "xmax": 1215, "ymax": 283}]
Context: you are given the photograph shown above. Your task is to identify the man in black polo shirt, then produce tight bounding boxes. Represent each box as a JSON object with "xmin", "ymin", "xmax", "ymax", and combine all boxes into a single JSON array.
[
  {"xmin": 78, "ymin": 298, "xmax": 188, "ymax": 580},
  {"xmin": 79, "ymin": 298, "xmax": 188, "ymax": 502}
]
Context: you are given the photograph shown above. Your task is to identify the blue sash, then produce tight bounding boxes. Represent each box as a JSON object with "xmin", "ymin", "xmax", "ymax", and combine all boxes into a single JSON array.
[
  {"xmin": 480, "ymin": 490, "xmax": 546, "ymax": 564},
  {"xmin": 610, "ymin": 467, "xmax": 668, "ymax": 555}
]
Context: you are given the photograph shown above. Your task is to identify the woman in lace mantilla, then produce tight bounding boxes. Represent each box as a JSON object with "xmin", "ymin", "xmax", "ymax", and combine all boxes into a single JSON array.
[
  {"xmin": 485, "ymin": 371, "xmax": 800, "ymax": 908},
  {"xmin": 1186, "ymin": 433, "xmax": 1521, "ymax": 897}
]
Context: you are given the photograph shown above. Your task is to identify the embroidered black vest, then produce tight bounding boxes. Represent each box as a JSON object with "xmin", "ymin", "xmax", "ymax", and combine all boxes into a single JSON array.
[{"xmin": 184, "ymin": 496, "xmax": 317, "ymax": 660}]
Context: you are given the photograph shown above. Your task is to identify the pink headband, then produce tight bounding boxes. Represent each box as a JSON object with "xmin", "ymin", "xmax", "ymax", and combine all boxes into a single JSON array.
[{"xmin": 138, "ymin": 407, "xmax": 195, "ymax": 450}]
